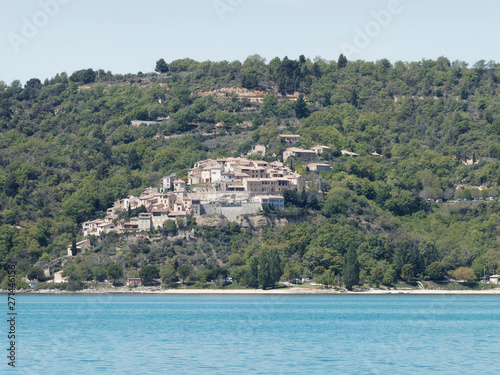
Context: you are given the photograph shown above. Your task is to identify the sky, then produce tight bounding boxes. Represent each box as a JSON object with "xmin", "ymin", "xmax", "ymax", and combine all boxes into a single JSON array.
[{"xmin": 1, "ymin": 0, "xmax": 499, "ymax": 84}]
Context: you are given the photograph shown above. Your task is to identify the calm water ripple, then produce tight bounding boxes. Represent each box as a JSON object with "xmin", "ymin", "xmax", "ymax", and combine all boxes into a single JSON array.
[{"xmin": 4, "ymin": 294, "xmax": 499, "ymax": 374}]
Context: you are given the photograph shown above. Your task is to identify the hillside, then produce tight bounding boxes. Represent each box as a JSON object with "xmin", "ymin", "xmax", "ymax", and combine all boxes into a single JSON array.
[{"xmin": 1, "ymin": 55, "xmax": 500, "ymax": 290}]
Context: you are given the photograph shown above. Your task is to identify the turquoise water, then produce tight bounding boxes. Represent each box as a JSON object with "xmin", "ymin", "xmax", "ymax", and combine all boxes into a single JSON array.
[{"xmin": 4, "ymin": 294, "xmax": 500, "ymax": 374}]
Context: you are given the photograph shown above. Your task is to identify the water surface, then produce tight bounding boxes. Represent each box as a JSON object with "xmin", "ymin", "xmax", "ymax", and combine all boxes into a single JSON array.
[{"xmin": 5, "ymin": 294, "xmax": 499, "ymax": 374}]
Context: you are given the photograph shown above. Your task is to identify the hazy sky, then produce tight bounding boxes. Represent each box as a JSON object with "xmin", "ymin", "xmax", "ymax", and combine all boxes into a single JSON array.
[{"xmin": 1, "ymin": 0, "xmax": 499, "ymax": 84}]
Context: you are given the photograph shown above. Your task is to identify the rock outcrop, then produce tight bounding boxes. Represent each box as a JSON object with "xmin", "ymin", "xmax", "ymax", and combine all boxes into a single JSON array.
[
  {"xmin": 195, "ymin": 214, "xmax": 229, "ymax": 230},
  {"xmin": 236, "ymin": 214, "xmax": 288, "ymax": 232}
]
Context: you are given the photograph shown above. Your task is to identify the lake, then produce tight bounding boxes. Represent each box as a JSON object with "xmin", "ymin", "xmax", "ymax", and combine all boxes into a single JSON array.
[{"xmin": 4, "ymin": 294, "xmax": 500, "ymax": 374}]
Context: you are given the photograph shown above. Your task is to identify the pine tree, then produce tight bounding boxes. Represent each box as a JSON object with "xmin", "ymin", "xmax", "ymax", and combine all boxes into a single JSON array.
[
  {"xmin": 155, "ymin": 58, "xmax": 169, "ymax": 74},
  {"xmin": 128, "ymin": 148, "xmax": 139, "ymax": 170},
  {"xmin": 269, "ymin": 249, "xmax": 283, "ymax": 287},
  {"xmin": 245, "ymin": 256, "xmax": 259, "ymax": 288},
  {"xmin": 298, "ymin": 189, "xmax": 308, "ymax": 208},
  {"xmin": 258, "ymin": 252, "xmax": 271, "ymax": 290},
  {"xmin": 343, "ymin": 247, "xmax": 359, "ymax": 290},
  {"xmin": 71, "ymin": 238, "xmax": 77, "ymax": 256},
  {"xmin": 295, "ymin": 93, "xmax": 309, "ymax": 118},
  {"xmin": 338, "ymin": 54, "xmax": 348, "ymax": 69},
  {"xmin": 4, "ymin": 173, "xmax": 19, "ymax": 197},
  {"xmin": 250, "ymin": 257, "xmax": 258, "ymax": 279}
]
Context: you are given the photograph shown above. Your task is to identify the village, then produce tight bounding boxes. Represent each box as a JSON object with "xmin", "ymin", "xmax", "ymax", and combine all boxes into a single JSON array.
[{"xmin": 78, "ymin": 137, "xmax": 355, "ymax": 247}]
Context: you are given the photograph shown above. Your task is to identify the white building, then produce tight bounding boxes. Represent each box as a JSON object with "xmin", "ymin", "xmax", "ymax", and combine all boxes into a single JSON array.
[
  {"xmin": 53, "ymin": 271, "xmax": 68, "ymax": 283},
  {"xmin": 490, "ymin": 275, "xmax": 500, "ymax": 284},
  {"xmin": 173, "ymin": 179, "xmax": 186, "ymax": 191},
  {"xmin": 160, "ymin": 173, "xmax": 178, "ymax": 192},
  {"xmin": 248, "ymin": 145, "xmax": 266, "ymax": 156},
  {"xmin": 253, "ymin": 195, "xmax": 285, "ymax": 209},
  {"xmin": 82, "ymin": 219, "xmax": 116, "ymax": 237}
]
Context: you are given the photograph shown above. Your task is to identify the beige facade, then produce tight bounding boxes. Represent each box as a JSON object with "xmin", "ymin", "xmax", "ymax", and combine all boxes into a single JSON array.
[
  {"xmin": 151, "ymin": 209, "xmax": 169, "ymax": 228},
  {"xmin": 54, "ymin": 271, "xmax": 68, "ymax": 283},
  {"xmin": 243, "ymin": 178, "xmax": 292, "ymax": 193},
  {"xmin": 173, "ymin": 179, "xmax": 186, "ymax": 191}
]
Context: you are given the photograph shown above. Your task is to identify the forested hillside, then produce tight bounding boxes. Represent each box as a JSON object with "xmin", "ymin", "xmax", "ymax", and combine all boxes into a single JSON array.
[{"xmin": 1, "ymin": 55, "xmax": 500, "ymax": 289}]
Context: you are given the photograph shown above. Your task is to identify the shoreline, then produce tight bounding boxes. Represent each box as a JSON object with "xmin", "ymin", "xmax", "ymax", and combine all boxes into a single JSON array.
[{"xmin": 3, "ymin": 287, "xmax": 500, "ymax": 295}]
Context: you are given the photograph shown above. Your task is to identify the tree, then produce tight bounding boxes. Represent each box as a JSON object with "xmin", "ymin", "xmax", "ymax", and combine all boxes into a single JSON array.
[
  {"xmin": 242, "ymin": 257, "xmax": 259, "ymax": 288},
  {"xmin": 382, "ymin": 266, "xmax": 396, "ymax": 286},
  {"xmin": 269, "ymin": 249, "xmax": 283, "ymax": 287},
  {"xmin": 258, "ymin": 251, "xmax": 272, "ymax": 290},
  {"xmin": 295, "ymin": 93, "xmax": 309, "ymax": 118},
  {"xmin": 69, "ymin": 68, "xmax": 96, "ymax": 84},
  {"xmin": 241, "ymin": 267, "xmax": 258, "ymax": 288},
  {"xmin": 317, "ymin": 269, "xmax": 337, "ymax": 288},
  {"xmin": 229, "ymin": 266, "xmax": 247, "ymax": 284},
  {"xmin": 261, "ymin": 93, "xmax": 278, "ymax": 117},
  {"xmin": 139, "ymin": 265, "xmax": 160, "ymax": 285},
  {"xmin": 343, "ymin": 247, "xmax": 359, "ymax": 290},
  {"xmin": 338, "ymin": 54, "xmax": 348, "ymax": 69},
  {"xmin": 250, "ymin": 256, "xmax": 259, "ymax": 280},
  {"xmin": 313, "ymin": 266, "xmax": 326, "ymax": 277},
  {"xmin": 241, "ymin": 69, "xmax": 259, "ymax": 89},
  {"xmin": 107, "ymin": 264, "xmax": 123, "ymax": 284},
  {"xmin": 162, "ymin": 220, "xmax": 178, "ymax": 236},
  {"xmin": 155, "ymin": 59, "xmax": 169, "ymax": 74},
  {"xmin": 370, "ymin": 265, "xmax": 384, "ymax": 287},
  {"xmin": 71, "ymin": 238, "xmax": 77, "ymax": 256},
  {"xmin": 177, "ymin": 265, "xmax": 191, "ymax": 284},
  {"xmin": 160, "ymin": 264, "xmax": 177, "ymax": 284},
  {"xmin": 453, "ymin": 267, "xmax": 476, "ymax": 282},
  {"xmin": 4, "ymin": 173, "xmax": 19, "ymax": 197},
  {"xmin": 401, "ymin": 264, "xmax": 414, "ymax": 281},
  {"xmin": 91, "ymin": 266, "xmax": 107, "ymax": 282},
  {"xmin": 425, "ymin": 261, "xmax": 445, "ymax": 280},
  {"xmin": 276, "ymin": 56, "xmax": 302, "ymax": 93},
  {"xmin": 25, "ymin": 78, "xmax": 42, "ymax": 90},
  {"xmin": 62, "ymin": 197, "xmax": 93, "ymax": 224},
  {"xmin": 128, "ymin": 148, "xmax": 140, "ymax": 170},
  {"xmin": 27, "ymin": 266, "xmax": 45, "ymax": 281},
  {"xmin": 283, "ymin": 263, "xmax": 293, "ymax": 281}
]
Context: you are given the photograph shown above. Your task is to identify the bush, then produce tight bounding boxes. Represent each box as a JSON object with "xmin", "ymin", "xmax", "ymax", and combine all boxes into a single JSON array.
[
  {"xmin": 452, "ymin": 267, "xmax": 476, "ymax": 282},
  {"xmin": 66, "ymin": 280, "xmax": 84, "ymax": 291},
  {"xmin": 426, "ymin": 261, "xmax": 445, "ymax": 280}
]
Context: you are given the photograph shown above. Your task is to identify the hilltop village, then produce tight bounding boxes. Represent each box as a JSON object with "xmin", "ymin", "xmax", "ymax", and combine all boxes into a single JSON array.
[{"xmin": 80, "ymin": 140, "xmax": 346, "ymax": 239}]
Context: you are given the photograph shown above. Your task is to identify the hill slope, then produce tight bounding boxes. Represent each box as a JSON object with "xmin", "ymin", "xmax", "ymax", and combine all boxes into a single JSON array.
[{"xmin": 1, "ymin": 55, "xmax": 500, "ymax": 289}]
